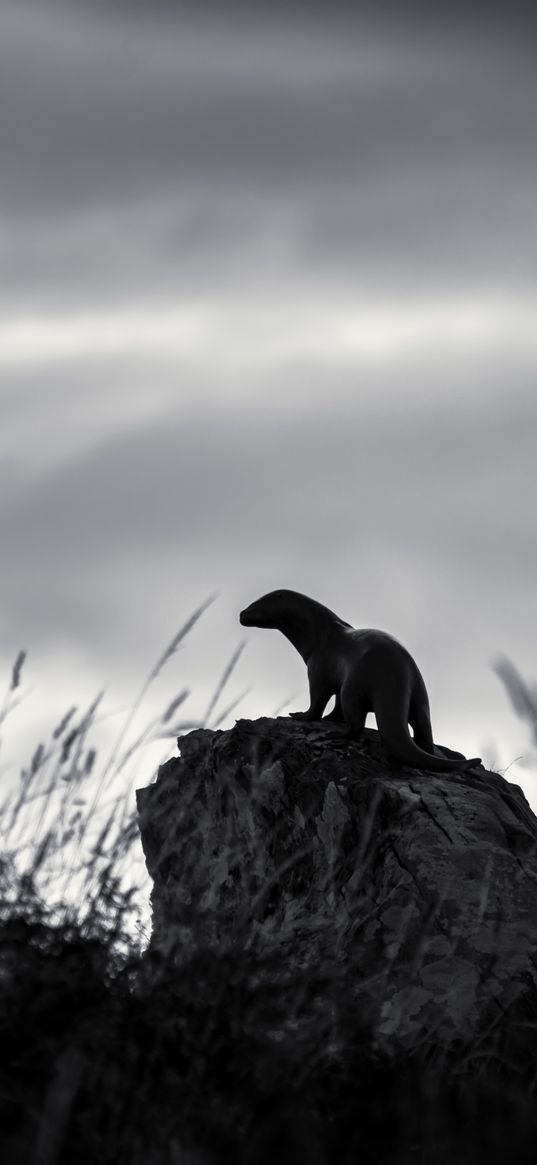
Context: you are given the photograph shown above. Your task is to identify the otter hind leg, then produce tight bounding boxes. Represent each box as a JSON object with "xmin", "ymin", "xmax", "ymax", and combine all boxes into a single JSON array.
[
  {"xmin": 339, "ymin": 686, "xmax": 368, "ymax": 735},
  {"xmin": 322, "ymin": 695, "xmax": 344, "ymax": 723},
  {"xmin": 410, "ymin": 685, "xmax": 467, "ymax": 760},
  {"xmin": 408, "ymin": 698, "xmax": 435, "ymax": 753}
]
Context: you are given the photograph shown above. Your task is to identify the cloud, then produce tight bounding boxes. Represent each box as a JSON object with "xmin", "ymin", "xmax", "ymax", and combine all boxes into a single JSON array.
[
  {"xmin": 2, "ymin": 288, "xmax": 537, "ymax": 372},
  {"xmin": 1, "ymin": 0, "xmax": 535, "ymax": 341},
  {"xmin": 3, "ymin": 0, "xmax": 536, "ymax": 218},
  {"xmin": 1, "ymin": 0, "xmax": 536, "ymax": 786},
  {"xmin": 2, "ymin": 368, "xmax": 535, "ymax": 654},
  {"xmin": 1, "ymin": 359, "xmax": 534, "ymax": 791}
]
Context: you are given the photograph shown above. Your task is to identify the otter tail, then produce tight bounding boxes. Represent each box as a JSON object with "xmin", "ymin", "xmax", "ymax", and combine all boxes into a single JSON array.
[{"xmin": 375, "ymin": 708, "xmax": 481, "ymax": 772}]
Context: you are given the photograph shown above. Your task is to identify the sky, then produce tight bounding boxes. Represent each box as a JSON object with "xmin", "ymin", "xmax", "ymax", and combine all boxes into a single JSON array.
[{"xmin": 2, "ymin": 0, "xmax": 537, "ymax": 806}]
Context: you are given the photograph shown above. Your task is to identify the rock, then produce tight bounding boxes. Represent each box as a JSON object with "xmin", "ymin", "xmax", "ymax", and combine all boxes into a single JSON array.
[{"xmin": 136, "ymin": 716, "xmax": 537, "ymax": 1056}]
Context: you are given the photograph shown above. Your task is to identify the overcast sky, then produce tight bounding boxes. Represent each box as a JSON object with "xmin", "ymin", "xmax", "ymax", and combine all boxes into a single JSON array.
[{"xmin": 2, "ymin": 0, "xmax": 537, "ymax": 804}]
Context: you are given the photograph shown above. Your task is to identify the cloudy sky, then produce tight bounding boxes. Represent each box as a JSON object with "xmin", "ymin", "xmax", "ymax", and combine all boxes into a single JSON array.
[{"xmin": 2, "ymin": 0, "xmax": 537, "ymax": 803}]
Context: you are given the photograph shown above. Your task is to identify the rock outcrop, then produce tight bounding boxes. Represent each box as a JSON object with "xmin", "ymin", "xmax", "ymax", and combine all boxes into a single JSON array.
[{"xmin": 137, "ymin": 717, "xmax": 537, "ymax": 1055}]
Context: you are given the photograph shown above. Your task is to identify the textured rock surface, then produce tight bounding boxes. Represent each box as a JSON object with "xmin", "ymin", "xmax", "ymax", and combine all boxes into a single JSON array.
[{"xmin": 137, "ymin": 717, "xmax": 537, "ymax": 1053}]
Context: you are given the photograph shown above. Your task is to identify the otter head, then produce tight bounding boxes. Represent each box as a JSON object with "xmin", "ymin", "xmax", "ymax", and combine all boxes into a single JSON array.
[
  {"xmin": 240, "ymin": 589, "xmax": 331, "ymax": 662},
  {"xmin": 239, "ymin": 589, "xmax": 306, "ymax": 630}
]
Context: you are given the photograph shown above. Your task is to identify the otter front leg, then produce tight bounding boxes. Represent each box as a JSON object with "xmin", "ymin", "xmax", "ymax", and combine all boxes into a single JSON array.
[{"xmin": 289, "ymin": 659, "xmax": 333, "ymax": 721}]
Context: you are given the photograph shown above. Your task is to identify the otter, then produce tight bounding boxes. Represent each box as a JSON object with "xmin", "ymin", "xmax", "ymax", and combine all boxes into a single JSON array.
[{"xmin": 239, "ymin": 589, "xmax": 481, "ymax": 772}]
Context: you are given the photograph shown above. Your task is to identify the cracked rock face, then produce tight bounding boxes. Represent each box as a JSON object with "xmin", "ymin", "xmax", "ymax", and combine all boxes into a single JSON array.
[{"xmin": 137, "ymin": 717, "xmax": 537, "ymax": 1054}]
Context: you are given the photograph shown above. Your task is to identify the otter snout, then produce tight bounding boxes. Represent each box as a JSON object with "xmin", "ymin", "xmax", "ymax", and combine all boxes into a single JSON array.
[
  {"xmin": 240, "ymin": 600, "xmax": 270, "ymax": 627},
  {"xmin": 240, "ymin": 590, "xmax": 290, "ymax": 629}
]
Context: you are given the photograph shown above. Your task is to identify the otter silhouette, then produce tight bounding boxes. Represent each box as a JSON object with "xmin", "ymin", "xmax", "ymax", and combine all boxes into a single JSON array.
[{"xmin": 240, "ymin": 589, "xmax": 481, "ymax": 772}]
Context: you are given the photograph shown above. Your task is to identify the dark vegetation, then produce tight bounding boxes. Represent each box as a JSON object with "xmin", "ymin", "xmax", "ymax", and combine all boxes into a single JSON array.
[{"xmin": 1, "ymin": 615, "xmax": 537, "ymax": 1164}]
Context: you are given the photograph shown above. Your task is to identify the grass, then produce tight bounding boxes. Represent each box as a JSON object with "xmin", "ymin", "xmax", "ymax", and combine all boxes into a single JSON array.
[{"xmin": 1, "ymin": 620, "xmax": 537, "ymax": 1164}]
